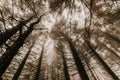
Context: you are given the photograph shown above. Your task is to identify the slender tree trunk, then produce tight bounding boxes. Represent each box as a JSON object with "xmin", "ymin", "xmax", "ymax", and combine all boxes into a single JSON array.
[
  {"xmin": 0, "ymin": 17, "xmax": 41, "ymax": 78},
  {"xmin": 99, "ymin": 41, "xmax": 120, "ymax": 59},
  {"xmin": 34, "ymin": 43, "xmax": 45, "ymax": 80},
  {"xmin": 85, "ymin": 40, "xmax": 119, "ymax": 80},
  {"xmin": 51, "ymin": 64, "xmax": 56, "ymax": 80},
  {"xmin": 67, "ymin": 39, "xmax": 89, "ymax": 80},
  {"xmin": 62, "ymin": 32, "xmax": 89, "ymax": 80},
  {"xmin": 12, "ymin": 39, "xmax": 36, "ymax": 80},
  {"xmin": 0, "ymin": 16, "xmax": 34, "ymax": 45},
  {"xmin": 61, "ymin": 50, "xmax": 70, "ymax": 80},
  {"xmin": 46, "ymin": 68, "xmax": 48, "ymax": 80},
  {"xmin": 81, "ymin": 53, "xmax": 97, "ymax": 80},
  {"xmin": 57, "ymin": 68, "xmax": 60, "ymax": 80},
  {"xmin": 42, "ymin": 68, "xmax": 45, "ymax": 80},
  {"xmin": 98, "ymin": 41, "xmax": 120, "ymax": 66},
  {"xmin": 56, "ymin": 63, "xmax": 60, "ymax": 80},
  {"xmin": 104, "ymin": 32, "xmax": 120, "ymax": 44}
]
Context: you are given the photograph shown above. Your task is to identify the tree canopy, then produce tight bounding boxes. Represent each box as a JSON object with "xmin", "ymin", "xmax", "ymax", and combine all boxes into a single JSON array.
[{"xmin": 0, "ymin": 0, "xmax": 120, "ymax": 80}]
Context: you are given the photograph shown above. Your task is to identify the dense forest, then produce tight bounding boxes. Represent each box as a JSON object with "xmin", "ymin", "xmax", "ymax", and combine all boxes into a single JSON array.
[{"xmin": 0, "ymin": 0, "xmax": 120, "ymax": 80}]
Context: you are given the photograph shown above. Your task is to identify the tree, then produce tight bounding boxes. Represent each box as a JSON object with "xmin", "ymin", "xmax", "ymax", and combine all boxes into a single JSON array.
[
  {"xmin": 62, "ymin": 50, "xmax": 70, "ymax": 80},
  {"xmin": 0, "ymin": 15, "xmax": 35, "ymax": 45},
  {"xmin": 85, "ymin": 40, "xmax": 119, "ymax": 80},
  {"xmin": 0, "ymin": 0, "xmax": 120, "ymax": 80},
  {"xmin": 12, "ymin": 37, "xmax": 37, "ymax": 80},
  {"xmin": 60, "ymin": 33, "xmax": 90, "ymax": 80},
  {"xmin": 56, "ymin": 41, "xmax": 70, "ymax": 80},
  {"xmin": 34, "ymin": 42, "xmax": 45, "ymax": 80},
  {"xmin": 0, "ymin": 16, "xmax": 42, "ymax": 77}
]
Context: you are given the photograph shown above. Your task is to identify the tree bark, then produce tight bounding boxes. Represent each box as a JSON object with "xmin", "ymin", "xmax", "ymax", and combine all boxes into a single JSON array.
[
  {"xmin": 85, "ymin": 40, "xmax": 119, "ymax": 80},
  {"xmin": 12, "ymin": 39, "xmax": 36, "ymax": 80},
  {"xmin": 67, "ymin": 39, "xmax": 89, "ymax": 80},
  {"xmin": 99, "ymin": 41, "xmax": 120, "ymax": 59},
  {"xmin": 0, "ymin": 17, "xmax": 41, "ymax": 78},
  {"xmin": 34, "ymin": 43, "xmax": 45, "ymax": 80},
  {"xmin": 0, "ymin": 16, "xmax": 34, "ymax": 45},
  {"xmin": 61, "ymin": 50, "xmax": 70, "ymax": 80},
  {"xmin": 51, "ymin": 64, "xmax": 56, "ymax": 80},
  {"xmin": 104, "ymin": 32, "xmax": 120, "ymax": 44},
  {"xmin": 81, "ymin": 53, "xmax": 97, "ymax": 80}
]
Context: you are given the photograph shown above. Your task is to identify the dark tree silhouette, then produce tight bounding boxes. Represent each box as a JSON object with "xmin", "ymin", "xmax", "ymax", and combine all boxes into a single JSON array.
[
  {"xmin": 0, "ymin": 0, "xmax": 120, "ymax": 80},
  {"xmin": 12, "ymin": 38, "xmax": 37, "ymax": 80},
  {"xmin": 34, "ymin": 43, "xmax": 45, "ymax": 80},
  {"xmin": 0, "ymin": 16, "xmax": 35, "ymax": 45},
  {"xmin": 63, "ymin": 35, "xmax": 90, "ymax": 80},
  {"xmin": 0, "ymin": 16, "xmax": 42, "ymax": 77},
  {"xmin": 85, "ymin": 40, "xmax": 119, "ymax": 80}
]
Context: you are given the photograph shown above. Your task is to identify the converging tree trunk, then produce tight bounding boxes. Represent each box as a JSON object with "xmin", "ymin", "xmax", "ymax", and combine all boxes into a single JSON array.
[
  {"xmin": 81, "ymin": 53, "xmax": 97, "ymax": 80},
  {"xmin": 51, "ymin": 64, "xmax": 56, "ymax": 80},
  {"xmin": 99, "ymin": 41, "xmax": 120, "ymax": 59},
  {"xmin": 61, "ymin": 50, "xmax": 70, "ymax": 80},
  {"xmin": 0, "ymin": 16, "xmax": 34, "ymax": 45},
  {"xmin": 104, "ymin": 32, "xmax": 120, "ymax": 44},
  {"xmin": 0, "ymin": 17, "xmax": 41, "ymax": 78},
  {"xmin": 34, "ymin": 43, "xmax": 45, "ymax": 80},
  {"xmin": 85, "ymin": 40, "xmax": 119, "ymax": 80},
  {"xmin": 66, "ymin": 38, "xmax": 89, "ymax": 80},
  {"xmin": 12, "ymin": 39, "xmax": 37, "ymax": 80}
]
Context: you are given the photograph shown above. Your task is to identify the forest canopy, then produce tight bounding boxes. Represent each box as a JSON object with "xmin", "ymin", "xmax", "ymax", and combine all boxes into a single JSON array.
[{"xmin": 0, "ymin": 0, "xmax": 120, "ymax": 80}]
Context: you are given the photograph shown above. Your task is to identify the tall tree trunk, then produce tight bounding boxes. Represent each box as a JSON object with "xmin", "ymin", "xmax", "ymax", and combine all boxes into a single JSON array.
[
  {"xmin": 46, "ymin": 68, "xmax": 49, "ymax": 80},
  {"xmin": 34, "ymin": 43, "xmax": 45, "ymax": 80},
  {"xmin": 12, "ymin": 39, "xmax": 37, "ymax": 80},
  {"xmin": 104, "ymin": 32, "xmax": 120, "ymax": 44},
  {"xmin": 99, "ymin": 41, "xmax": 120, "ymax": 59},
  {"xmin": 0, "ymin": 17, "xmax": 41, "ymax": 78},
  {"xmin": 51, "ymin": 64, "xmax": 56, "ymax": 80},
  {"xmin": 85, "ymin": 40, "xmax": 119, "ymax": 80},
  {"xmin": 67, "ymin": 39, "xmax": 89, "ymax": 80},
  {"xmin": 61, "ymin": 50, "xmax": 70, "ymax": 80},
  {"xmin": 81, "ymin": 53, "xmax": 97, "ymax": 80},
  {"xmin": 0, "ymin": 16, "xmax": 34, "ymax": 45},
  {"xmin": 56, "ymin": 64, "xmax": 60, "ymax": 80}
]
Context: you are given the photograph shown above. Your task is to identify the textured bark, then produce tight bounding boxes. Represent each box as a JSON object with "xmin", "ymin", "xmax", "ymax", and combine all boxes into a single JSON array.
[
  {"xmin": 12, "ymin": 40, "xmax": 36, "ymax": 80},
  {"xmin": 62, "ymin": 51, "xmax": 70, "ymax": 80},
  {"xmin": 67, "ymin": 39, "xmax": 89, "ymax": 80},
  {"xmin": 81, "ymin": 53, "xmax": 97, "ymax": 80},
  {"xmin": 0, "ymin": 16, "xmax": 34, "ymax": 45},
  {"xmin": 0, "ymin": 17, "xmax": 41, "ymax": 78},
  {"xmin": 99, "ymin": 41, "xmax": 120, "ymax": 59},
  {"xmin": 85, "ymin": 40, "xmax": 119, "ymax": 80},
  {"xmin": 34, "ymin": 44, "xmax": 45, "ymax": 80},
  {"xmin": 51, "ymin": 64, "xmax": 55, "ymax": 80},
  {"xmin": 46, "ymin": 68, "xmax": 49, "ymax": 80},
  {"xmin": 104, "ymin": 32, "xmax": 120, "ymax": 44},
  {"xmin": 57, "ymin": 68, "xmax": 60, "ymax": 80}
]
